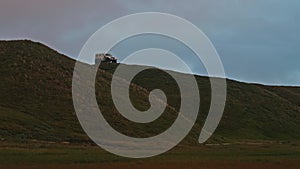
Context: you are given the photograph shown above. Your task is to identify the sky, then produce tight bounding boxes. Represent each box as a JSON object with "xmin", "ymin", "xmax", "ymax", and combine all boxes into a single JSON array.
[{"xmin": 0, "ymin": 0, "xmax": 300, "ymax": 85}]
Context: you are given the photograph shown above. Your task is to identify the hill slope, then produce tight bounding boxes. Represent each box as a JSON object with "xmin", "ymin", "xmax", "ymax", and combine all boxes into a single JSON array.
[{"xmin": 0, "ymin": 40, "xmax": 300, "ymax": 145}]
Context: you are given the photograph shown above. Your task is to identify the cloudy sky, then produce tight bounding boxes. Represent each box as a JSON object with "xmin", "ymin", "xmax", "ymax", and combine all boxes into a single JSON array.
[{"xmin": 1, "ymin": 0, "xmax": 299, "ymax": 85}]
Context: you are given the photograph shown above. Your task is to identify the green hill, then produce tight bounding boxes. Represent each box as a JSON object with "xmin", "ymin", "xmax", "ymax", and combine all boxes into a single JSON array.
[{"xmin": 0, "ymin": 40, "xmax": 300, "ymax": 145}]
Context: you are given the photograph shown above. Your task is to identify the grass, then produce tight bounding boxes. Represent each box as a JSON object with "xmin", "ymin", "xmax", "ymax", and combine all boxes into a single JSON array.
[
  {"xmin": 0, "ymin": 40, "xmax": 300, "ymax": 168},
  {"xmin": 1, "ymin": 40, "xmax": 300, "ymax": 143},
  {"xmin": 0, "ymin": 141, "xmax": 299, "ymax": 165}
]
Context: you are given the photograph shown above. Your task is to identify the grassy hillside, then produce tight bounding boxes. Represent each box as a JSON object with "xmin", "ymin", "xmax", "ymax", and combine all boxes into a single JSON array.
[{"xmin": 0, "ymin": 40, "xmax": 300, "ymax": 145}]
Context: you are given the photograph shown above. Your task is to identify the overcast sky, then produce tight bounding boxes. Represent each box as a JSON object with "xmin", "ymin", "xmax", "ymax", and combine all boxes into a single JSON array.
[{"xmin": 1, "ymin": 0, "xmax": 300, "ymax": 85}]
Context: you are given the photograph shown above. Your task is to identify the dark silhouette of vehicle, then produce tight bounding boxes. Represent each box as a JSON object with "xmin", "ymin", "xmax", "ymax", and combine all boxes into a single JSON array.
[{"xmin": 95, "ymin": 53, "xmax": 117, "ymax": 63}]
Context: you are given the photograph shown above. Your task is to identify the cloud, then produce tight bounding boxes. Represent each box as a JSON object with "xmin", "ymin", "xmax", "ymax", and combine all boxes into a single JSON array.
[
  {"xmin": 0, "ymin": 0, "xmax": 299, "ymax": 85},
  {"xmin": 0, "ymin": 0, "xmax": 128, "ymax": 56}
]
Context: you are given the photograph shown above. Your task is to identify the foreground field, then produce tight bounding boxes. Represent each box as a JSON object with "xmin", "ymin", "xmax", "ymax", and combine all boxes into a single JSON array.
[
  {"xmin": 0, "ymin": 141, "xmax": 299, "ymax": 169},
  {"xmin": 3, "ymin": 160, "xmax": 299, "ymax": 169}
]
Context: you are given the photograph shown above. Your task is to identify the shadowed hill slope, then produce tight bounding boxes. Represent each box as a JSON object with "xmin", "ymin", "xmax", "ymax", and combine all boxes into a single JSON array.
[{"xmin": 0, "ymin": 40, "xmax": 300, "ymax": 145}]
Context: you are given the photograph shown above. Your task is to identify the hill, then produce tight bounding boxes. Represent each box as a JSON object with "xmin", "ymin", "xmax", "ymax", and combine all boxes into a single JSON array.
[{"xmin": 0, "ymin": 40, "xmax": 300, "ymax": 145}]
